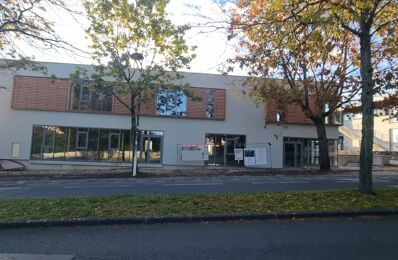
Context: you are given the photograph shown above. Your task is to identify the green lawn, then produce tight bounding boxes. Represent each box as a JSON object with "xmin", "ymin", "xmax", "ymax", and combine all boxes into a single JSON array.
[{"xmin": 0, "ymin": 189, "xmax": 397, "ymax": 222}]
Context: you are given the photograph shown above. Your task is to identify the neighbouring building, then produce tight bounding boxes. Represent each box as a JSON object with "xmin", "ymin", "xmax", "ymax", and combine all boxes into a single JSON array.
[
  {"xmin": 339, "ymin": 113, "xmax": 398, "ymax": 153},
  {"xmin": 0, "ymin": 61, "xmax": 340, "ymax": 170}
]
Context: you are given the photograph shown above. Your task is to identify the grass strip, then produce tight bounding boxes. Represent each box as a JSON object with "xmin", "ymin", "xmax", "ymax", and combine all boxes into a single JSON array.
[{"xmin": 0, "ymin": 188, "xmax": 397, "ymax": 222}]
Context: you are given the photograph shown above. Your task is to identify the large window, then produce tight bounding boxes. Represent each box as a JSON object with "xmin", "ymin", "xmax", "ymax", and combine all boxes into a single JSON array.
[
  {"xmin": 156, "ymin": 90, "xmax": 187, "ymax": 116},
  {"xmin": 31, "ymin": 125, "xmax": 163, "ymax": 163},
  {"xmin": 283, "ymin": 137, "xmax": 338, "ymax": 167},
  {"xmin": 69, "ymin": 80, "xmax": 113, "ymax": 112}
]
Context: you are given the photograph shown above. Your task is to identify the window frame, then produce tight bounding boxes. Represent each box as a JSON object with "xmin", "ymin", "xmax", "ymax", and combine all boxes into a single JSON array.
[{"xmin": 69, "ymin": 80, "xmax": 113, "ymax": 113}]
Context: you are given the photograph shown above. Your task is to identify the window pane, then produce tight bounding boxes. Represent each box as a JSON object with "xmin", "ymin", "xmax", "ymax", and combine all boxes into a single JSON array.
[
  {"xmin": 88, "ymin": 129, "xmax": 99, "ymax": 160},
  {"xmin": 98, "ymin": 129, "xmax": 109, "ymax": 161},
  {"xmin": 121, "ymin": 130, "xmax": 131, "ymax": 162},
  {"xmin": 31, "ymin": 126, "xmax": 44, "ymax": 159},
  {"xmin": 70, "ymin": 83, "xmax": 80, "ymax": 110},
  {"xmin": 81, "ymin": 85, "xmax": 90, "ymax": 101},
  {"xmin": 102, "ymin": 86, "xmax": 113, "ymax": 112},
  {"xmin": 65, "ymin": 128, "xmax": 76, "ymax": 160},
  {"xmin": 42, "ymin": 127, "xmax": 55, "ymax": 159},
  {"xmin": 54, "ymin": 127, "xmax": 66, "ymax": 160},
  {"xmin": 77, "ymin": 131, "xmax": 88, "ymax": 149},
  {"xmin": 109, "ymin": 133, "xmax": 120, "ymax": 150},
  {"xmin": 91, "ymin": 90, "xmax": 102, "ymax": 112}
]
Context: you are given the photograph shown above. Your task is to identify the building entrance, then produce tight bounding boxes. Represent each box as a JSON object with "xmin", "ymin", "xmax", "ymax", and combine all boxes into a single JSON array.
[{"xmin": 205, "ymin": 134, "xmax": 246, "ymax": 166}]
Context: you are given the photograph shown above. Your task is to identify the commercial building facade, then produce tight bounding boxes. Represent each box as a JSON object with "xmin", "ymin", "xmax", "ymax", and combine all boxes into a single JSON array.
[{"xmin": 0, "ymin": 62, "xmax": 340, "ymax": 170}]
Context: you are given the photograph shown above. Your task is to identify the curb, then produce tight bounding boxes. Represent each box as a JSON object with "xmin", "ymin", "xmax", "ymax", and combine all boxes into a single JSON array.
[
  {"xmin": 0, "ymin": 170, "xmax": 361, "ymax": 181},
  {"xmin": 1, "ymin": 209, "xmax": 397, "ymax": 229}
]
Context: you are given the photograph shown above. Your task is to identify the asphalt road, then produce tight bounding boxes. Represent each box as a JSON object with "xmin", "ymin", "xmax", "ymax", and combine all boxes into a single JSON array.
[
  {"xmin": 0, "ymin": 217, "xmax": 397, "ymax": 259},
  {"xmin": 0, "ymin": 173, "xmax": 397, "ymax": 198}
]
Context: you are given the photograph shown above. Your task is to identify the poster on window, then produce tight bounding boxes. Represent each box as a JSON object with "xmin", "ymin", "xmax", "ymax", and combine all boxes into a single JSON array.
[{"xmin": 234, "ymin": 148, "xmax": 243, "ymax": 160}]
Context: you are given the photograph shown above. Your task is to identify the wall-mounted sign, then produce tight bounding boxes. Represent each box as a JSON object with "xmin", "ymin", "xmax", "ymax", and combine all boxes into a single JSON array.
[{"xmin": 181, "ymin": 145, "xmax": 208, "ymax": 161}]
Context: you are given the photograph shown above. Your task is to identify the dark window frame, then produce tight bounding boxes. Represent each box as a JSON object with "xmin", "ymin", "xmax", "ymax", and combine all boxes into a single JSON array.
[{"xmin": 69, "ymin": 80, "xmax": 113, "ymax": 112}]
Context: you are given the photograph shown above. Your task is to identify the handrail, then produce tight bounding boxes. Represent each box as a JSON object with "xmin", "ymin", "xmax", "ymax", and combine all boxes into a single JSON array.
[
  {"xmin": 339, "ymin": 126, "xmax": 361, "ymax": 138},
  {"xmin": 0, "ymin": 159, "xmax": 26, "ymax": 171}
]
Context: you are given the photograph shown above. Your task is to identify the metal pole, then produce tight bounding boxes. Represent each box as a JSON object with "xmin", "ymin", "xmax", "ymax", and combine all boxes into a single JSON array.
[{"xmin": 268, "ymin": 142, "xmax": 272, "ymax": 170}]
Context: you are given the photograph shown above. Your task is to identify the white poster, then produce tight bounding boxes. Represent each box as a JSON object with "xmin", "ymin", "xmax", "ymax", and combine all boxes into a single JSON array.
[{"xmin": 234, "ymin": 148, "xmax": 243, "ymax": 160}]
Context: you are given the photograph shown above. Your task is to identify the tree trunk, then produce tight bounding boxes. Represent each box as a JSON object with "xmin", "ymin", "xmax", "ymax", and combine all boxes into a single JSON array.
[
  {"xmin": 313, "ymin": 119, "xmax": 331, "ymax": 172},
  {"xmin": 359, "ymin": 28, "xmax": 374, "ymax": 194},
  {"xmin": 130, "ymin": 93, "xmax": 138, "ymax": 176}
]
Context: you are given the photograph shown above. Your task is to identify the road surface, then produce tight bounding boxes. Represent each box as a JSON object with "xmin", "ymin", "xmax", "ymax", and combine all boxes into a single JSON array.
[
  {"xmin": 0, "ymin": 217, "xmax": 397, "ymax": 259},
  {"xmin": 0, "ymin": 173, "xmax": 397, "ymax": 198}
]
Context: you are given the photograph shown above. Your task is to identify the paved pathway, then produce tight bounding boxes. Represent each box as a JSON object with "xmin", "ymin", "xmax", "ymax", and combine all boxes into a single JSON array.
[{"xmin": 0, "ymin": 173, "xmax": 397, "ymax": 198}]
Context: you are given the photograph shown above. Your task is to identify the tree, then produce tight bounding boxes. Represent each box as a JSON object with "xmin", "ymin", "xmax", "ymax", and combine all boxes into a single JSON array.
[
  {"xmin": 232, "ymin": 26, "xmax": 360, "ymax": 172},
  {"xmin": 0, "ymin": 0, "xmax": 79, "ymax": 70},
  {"xmin": 225, "ymin": 0, "xmax": 398, "ymax": 193},
  {"xmin": 74, "ymin": 0, "xmax": 195, "ymax": 175}
]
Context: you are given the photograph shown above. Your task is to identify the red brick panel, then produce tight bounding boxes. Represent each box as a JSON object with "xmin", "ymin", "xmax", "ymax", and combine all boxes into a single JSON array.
[
  {"xmin": 266, "ymin": 103, "xmax": 278, "ymax": 124},
  {"xmin": 266, "ymin": 101, "xmax": 317, "ymax": 125},
  {"xmin": 140, "ymin": 90, "xmax": 156, "ymax": 116},
  {"xmin": 11, "ymin": 76, "xmax": 69, "ymax": 112},
  {"xmin": 187, "ymin": 87, "xmax": 205, "ymax": 118},
  {"xmin": 285, "ymin": 103, "xmax": 313, "ymax": 124},
  {"xmin": 112, "ymin": 94, "xmax": 130, "ymax": 115},
  {"xmin": 215, "ymin": 89, "xmax": 226, "ymax": 120}
]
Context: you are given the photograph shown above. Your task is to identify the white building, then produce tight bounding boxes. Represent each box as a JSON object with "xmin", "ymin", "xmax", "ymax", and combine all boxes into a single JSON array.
[{"xmin": 0, "ymin": 62, "xmax": 340, "ymax": 170}]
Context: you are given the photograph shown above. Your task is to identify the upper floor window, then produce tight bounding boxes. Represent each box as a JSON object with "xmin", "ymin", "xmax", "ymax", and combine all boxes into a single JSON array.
[
  {"xmin": 205, "ymin": 89, "xmax": 216, "ymax": 118},
  {"xmin": 156, "ymin": 90, "xmax": 187, "ymax": 116},
  {"xmin": 69, "ymin": 80, "xmax": 113, "ymax": 112},
  {"xmin": 389, "ymin": 117, "xmax": 398, "ymax": 124}
]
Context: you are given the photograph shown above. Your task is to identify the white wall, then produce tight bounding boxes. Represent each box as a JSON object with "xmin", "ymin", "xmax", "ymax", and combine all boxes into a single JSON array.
[{"xmin": 0, "ymin": 62, "xmax": 339, "ymax": 169}]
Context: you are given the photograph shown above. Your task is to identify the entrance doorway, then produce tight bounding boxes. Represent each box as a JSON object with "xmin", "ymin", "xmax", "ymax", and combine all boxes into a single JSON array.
[
  {"xmin": 205, "ymin": 134, "xmax": 246, "ymax": 166},
  {"xmin": 138, "ymin": 131, "xmax": 163, "ymax": 164},
  {"xmin": 284, "ymin": 141, "xmax": 303, "ymax": 168}
]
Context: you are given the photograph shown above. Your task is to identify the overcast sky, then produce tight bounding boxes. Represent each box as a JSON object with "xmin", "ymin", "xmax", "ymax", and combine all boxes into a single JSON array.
[{"xmin": 25, "ymin": 0, "xmax": 242, "ymax": 75}]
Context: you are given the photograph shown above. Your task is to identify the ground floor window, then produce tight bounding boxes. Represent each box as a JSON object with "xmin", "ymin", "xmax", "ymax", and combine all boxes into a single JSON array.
[
  {"xmin": 205, "ymin": 133, "xmax": 246, "ymax": 166},
  {"xmin": 31, "ymin": 125, "xmax": 163, "ymax": 163},
  {"xmin": 283, "ymin": 137, "xmax": 338, "ymax": 168}
]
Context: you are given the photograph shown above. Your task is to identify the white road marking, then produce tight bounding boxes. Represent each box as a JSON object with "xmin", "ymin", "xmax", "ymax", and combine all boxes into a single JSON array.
[
  {"xmin": 63, "ymin": 185, "xmax": 133, "ymax": 189},
  {"xmin": 163, "ymin": 183, "xmax": 223, "ymax": 186},
  {"xmin": 0, "ymin": 187, "xmax": 30, "ymax": 190},
  {"xmin": 251, "ymin": 181, "xmax": 309, "ymax": 185},
  {"xmin": 335, "ymin": 179, "xmax": 390, "ymax": 183},
  {"xmin": 0, "ymin": 253, "xmax": 74, "ymax": 260}
]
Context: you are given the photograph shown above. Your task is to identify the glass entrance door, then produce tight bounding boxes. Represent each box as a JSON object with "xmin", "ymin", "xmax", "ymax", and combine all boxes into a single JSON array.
[
  {"xmin": 224, "ymin": 138, "xmax": 236, "ymax": 166},
  {"xmin": 284, "ymin": 141, "xmax": 303, "ymax": 168},
  {"xmin": 140, "ymin": 135, "xmax": 162, "ymax": 163}
]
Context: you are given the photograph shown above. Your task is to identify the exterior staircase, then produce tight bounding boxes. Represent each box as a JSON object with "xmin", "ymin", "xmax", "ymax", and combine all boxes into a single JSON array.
[{"xmin": 339, "ymin": 126, "xmax": 390, "ymax": 151}]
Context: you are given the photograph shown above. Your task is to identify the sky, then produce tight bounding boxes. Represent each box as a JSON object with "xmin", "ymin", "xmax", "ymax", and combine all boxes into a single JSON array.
[{"xmin": 24, "ymin": 0, "xmax": 242, "ymax": 75}]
